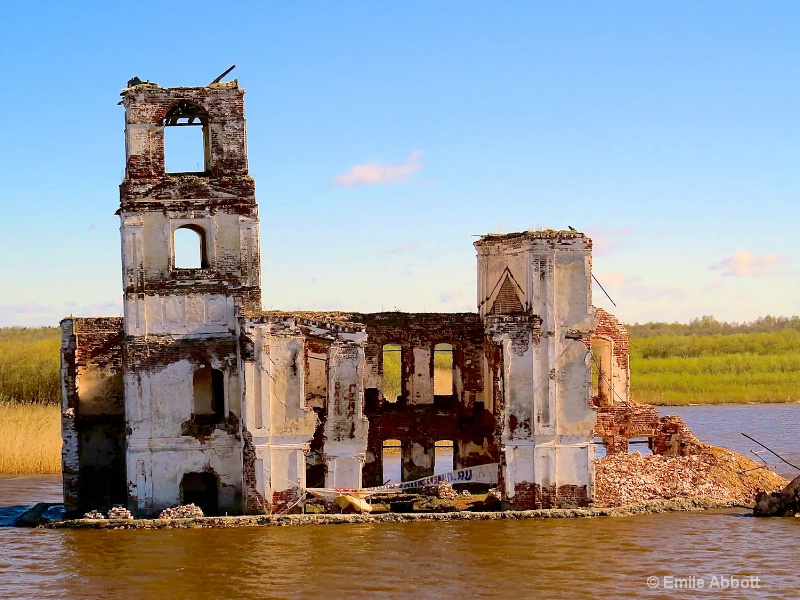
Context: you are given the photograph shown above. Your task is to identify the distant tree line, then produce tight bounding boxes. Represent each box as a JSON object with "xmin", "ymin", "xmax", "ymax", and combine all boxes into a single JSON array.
[{"xmin": 626, "ymin": 315, "xmax": 800, "ymax": 338}]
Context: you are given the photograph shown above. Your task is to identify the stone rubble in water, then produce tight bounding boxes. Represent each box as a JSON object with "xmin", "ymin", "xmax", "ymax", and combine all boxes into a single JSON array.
[
  {"xmin": 158, "ymin": 504, "xmax": 205, "ymax": 519},
  {"xmin": 83, "ymin": 510, "xmax": 105, "ymax": 520},
  {"xmin": 753, "ymin": 474, "xmax": 800, "ymax": 516},
  {"xmin": 594, "ymin": 446, "xmax": 787, "ymax": 508}
]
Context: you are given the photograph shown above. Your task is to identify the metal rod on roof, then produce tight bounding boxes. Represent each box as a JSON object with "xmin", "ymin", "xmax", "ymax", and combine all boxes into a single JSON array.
[
  {"xmin": 209, "ymin": 64, "xmax": 236, "ymax": 85},
  {"xmin": 592, "ymin": 274, "xmax": 617, "ymax": 307}
]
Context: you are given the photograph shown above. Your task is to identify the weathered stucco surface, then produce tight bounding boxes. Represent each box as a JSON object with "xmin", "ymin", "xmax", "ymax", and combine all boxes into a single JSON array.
[{"xmin": 61, "ymin": 79, "xmax": 647, "ymax": 516}]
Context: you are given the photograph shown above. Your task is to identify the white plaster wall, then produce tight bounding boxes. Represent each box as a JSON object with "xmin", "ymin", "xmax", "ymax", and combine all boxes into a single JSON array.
[
  {"xmin": 477, "ymin": 249, "xmax": 528, "ymax": 316},
  {"xmin": 127, "ymin": 361, "xmax": 193, "ymax": 439},
  {"xmin": 501, "ymin": 336, "xmax": 535, "ymax": 439},
  {"xmin": 409, "ymin": 346, "xmax": 433, "ymax": 405},
  {"xmin": 240, "ymin": 324, "xmax": 318, "ymax": 510},
  {"xmin": 502, "ymin": 442, "xmax": 534, "ymax": 499},
  {"xmin": 323, "ymin": 341, "xmax": 368, "ymax": 489},
  {"xmin": 480, "ymin": 234, "xmax": 597, "ymax": 503},
  {"xmin": 127, "ymin": 434, "xmax": 241, "ymax": 514},
  {"xmin": 325, "ymin": 454, "xmax": 364, "ymax": 489}
]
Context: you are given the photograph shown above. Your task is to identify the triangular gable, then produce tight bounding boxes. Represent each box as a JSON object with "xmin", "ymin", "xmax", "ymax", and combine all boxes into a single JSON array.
[{"xmin": 488, "ymin": 268, "xmax": 525, "ymax": 315}]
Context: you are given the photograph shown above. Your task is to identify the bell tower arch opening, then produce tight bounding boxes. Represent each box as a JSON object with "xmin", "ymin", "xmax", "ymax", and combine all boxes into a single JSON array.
[{"xmin": 163, "ymin": 102, "xmax": 211, "ymax": 174}]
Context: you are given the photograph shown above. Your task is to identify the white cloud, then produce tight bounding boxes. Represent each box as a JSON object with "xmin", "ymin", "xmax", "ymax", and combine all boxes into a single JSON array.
[
  {"xmin": 383, "ymin": 243, "xmax": 418, "ymax": 254},
  {"xmin": 711, "ymin": 250, "xmax": 790, "ymax": 278},
  {"xmin": 333, "ymin": 151, "xmax": 422, "ymax": 186},
  {"xmin": 595, "ymin": 272, "xmax": 683, "ymax": 302}
]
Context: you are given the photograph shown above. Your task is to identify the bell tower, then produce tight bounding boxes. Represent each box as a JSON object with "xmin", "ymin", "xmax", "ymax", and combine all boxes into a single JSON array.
[{"xmin": 118, "ymin": 78, "xmax": 260, "ymax": 515}]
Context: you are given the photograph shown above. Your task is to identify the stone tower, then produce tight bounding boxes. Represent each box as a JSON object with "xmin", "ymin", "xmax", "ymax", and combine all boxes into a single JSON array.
[
  {"xmin": 475, "ymin": 232, "xmax": 598, "ymax": 508},
  {"xmin": 118, "ymin": 79, "xmax": 261, "ymax": 515}
]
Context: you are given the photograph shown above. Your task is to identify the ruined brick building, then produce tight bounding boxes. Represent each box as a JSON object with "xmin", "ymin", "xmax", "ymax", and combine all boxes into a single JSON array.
[{"xmin": 60, "ymin": 78, "xmax": 642, "ymax": 517}]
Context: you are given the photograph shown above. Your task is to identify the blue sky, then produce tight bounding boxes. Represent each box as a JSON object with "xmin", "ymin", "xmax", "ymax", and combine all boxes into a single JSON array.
[{"xmin": 1, "ymin": 1, "xmax": 799, "ymax": 327}]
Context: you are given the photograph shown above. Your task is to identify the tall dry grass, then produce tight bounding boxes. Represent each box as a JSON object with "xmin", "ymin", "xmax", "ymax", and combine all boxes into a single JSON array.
[
  {"xmin": 0, "ymin": 400, "xmax": 62, "ymax": 473},
  {"xmin": 0, "ymin": 326, "xmax": 61, "ymax": 405}
]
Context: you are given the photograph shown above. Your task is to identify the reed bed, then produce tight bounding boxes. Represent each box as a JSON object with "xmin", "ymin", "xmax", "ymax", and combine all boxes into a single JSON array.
[
  {"xmin": 0, "ymin": 399, "xmax": 61, "ymax": 474},
  {"xmin": 630, "ymin": 330, "xmax": 800, "ymax": 405},
  {"xmin": 0, "ymin": 326, "xmax": 61, "ymax": 405}
]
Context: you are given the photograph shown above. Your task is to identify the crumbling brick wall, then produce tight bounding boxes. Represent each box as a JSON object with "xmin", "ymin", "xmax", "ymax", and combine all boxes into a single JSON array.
[
  {"xmin": 245, "ymin": 311, "xmax": 500, "ymax": 489},
  {"xmin": 60, "ymin": 317, "xmax": 125, "ymax": 515}
]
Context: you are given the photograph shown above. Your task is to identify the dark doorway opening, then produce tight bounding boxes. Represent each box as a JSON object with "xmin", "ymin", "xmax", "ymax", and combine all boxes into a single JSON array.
[{"xmin": 180, "ymin": 472, "xmax": 219, "ymax": 516}]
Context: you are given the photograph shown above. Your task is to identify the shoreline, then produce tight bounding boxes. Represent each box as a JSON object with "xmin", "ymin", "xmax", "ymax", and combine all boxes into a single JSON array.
[{"xmin": 44, "ymin": 497, "xmax": 745, "ymax": 530}]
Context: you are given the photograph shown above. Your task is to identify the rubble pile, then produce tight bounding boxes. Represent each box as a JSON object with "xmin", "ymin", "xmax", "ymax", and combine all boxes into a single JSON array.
[
  {"xmin": 83, "ymin": 510, "xmax": 105, "ymax": 520},
  {"xmin": 595, "ymin": 446, "xmax": 787, "ymax": 508},
  {"xmin": 487, "ymin": 488, "xmax": 502, "ymax": 500},
  {"xmin": 434, "ymin": 483, "xmax": 459, "ymax": 499},
  {"xmin": 754, "ymin": 474, "xmax": 800, "ymax": 516},
  {"xmin": 107, "ymin": 506, "xmax": 134, "ymax": 520},
  {"xmin": 158, "ymin": 504, "xmax": 204, "ymax": 519},
  {"xmin": 420, "ymin": 482, "xmax": 459, "ymax": 499}
]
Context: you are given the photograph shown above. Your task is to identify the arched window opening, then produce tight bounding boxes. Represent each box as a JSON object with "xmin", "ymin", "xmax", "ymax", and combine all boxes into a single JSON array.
[
  {"xmin": 433, "ymin": 343, "xmax": 454, "ymax": 397},
  {"xmin": 180, "ymin": 472, "xmax": 219, "ymax": 516},
  {"xmin": 382, "ymin": 344, "xmax": 402, "ymax": 403},
  {"xmin": 163, "ymin": 102, "xmax": 210, "ymax": 174},
  {"xmin": 174, "ymin": 225, "xmax": 208, "ymax": 269},
  {"xmin": 434, "ymin": 440, "xmax": 455, "ymax": 476},
  {"xmin": 193, "ymin": 365, "xmax": 225, "ymax": 422},
  {"xmin": 382, "ymin": 439, "xmax": 402, "ymax": 485}
]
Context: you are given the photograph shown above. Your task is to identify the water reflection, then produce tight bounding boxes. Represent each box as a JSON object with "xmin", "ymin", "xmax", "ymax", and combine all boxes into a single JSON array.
[{"xmin": 2, "ymin": 511, "xmax": 799, "ymax": 599}]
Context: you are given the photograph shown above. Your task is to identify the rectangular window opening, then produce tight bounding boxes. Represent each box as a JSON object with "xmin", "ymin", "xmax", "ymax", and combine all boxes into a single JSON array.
[
  {"xmin": 382, "ymin": 344, "xmax": 402, "ymax": 403},
  {"xmin": 434, "ymin": 343, "xmax": 454, "ymax": 397},
  {"xmin": 434, "ymin": 440, "xmax": 455, "ymax": 475},
  {"xmin": 165, "ymin": 124, "xmax": 207, "ymax": 174},
  {"xmin": 382, "ymin": 439, "xmax": 402, "ymax": 485}
]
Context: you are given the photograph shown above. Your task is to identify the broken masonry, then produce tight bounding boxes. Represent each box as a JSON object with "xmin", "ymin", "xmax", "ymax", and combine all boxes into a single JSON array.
[{"xmin": 60, "ymin": 77, "xmax": 709, "ymax": 517}]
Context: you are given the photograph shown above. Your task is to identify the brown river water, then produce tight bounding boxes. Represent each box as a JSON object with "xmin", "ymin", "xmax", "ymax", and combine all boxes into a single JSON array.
[{"xmin": 1, "ymin": 403, "xmax": 800, "ymax": 600}]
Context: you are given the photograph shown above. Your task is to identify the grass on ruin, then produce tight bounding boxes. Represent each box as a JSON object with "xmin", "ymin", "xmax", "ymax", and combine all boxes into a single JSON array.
[{"xmin": 0, "ymin": 399, "xmax": 62, "ymax": 474}]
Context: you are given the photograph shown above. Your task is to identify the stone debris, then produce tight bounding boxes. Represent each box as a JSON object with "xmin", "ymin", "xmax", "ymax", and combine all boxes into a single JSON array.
[
  {"xmin": 754, "ymin": 474, "xmax": 800, "ymax": 516},
  {"xmin": 434, "ymin": 483, "xmax": 459, "ymax": 500},
  {"xmin": 48, "ymin": 497, "xmax": 740, "ymax": 530},
  {"xmin": 158, "ymin": 504, "xmax": 205, "ymax": 519},
  {"xmin": 83, "ymin": 510, "xmax": 105, "ymax": 520},
  {"xmin": 461, "ymin": 490, "xmax": 471, "ymax": 497},
  {"xmin": 419, "ymin": 482, "xmax": 460, "ymax": 499},
  {"xmin": 107, "ymin": 506, "xmax": 134, "ymax": 520},
  {"xmin": 487, "ymin": 488, "xmax": 502, "ymax": 500},
  {"xmin": 594, "ymin": 446, "xmax": 787, "ymax": 508}
]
